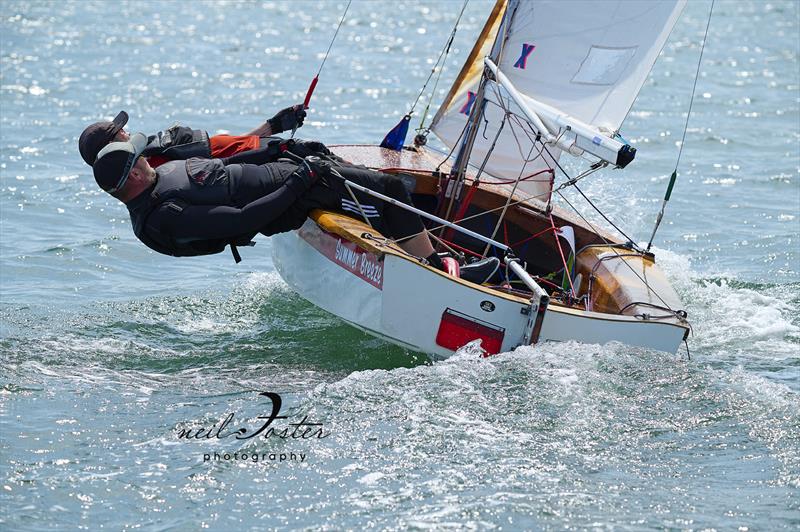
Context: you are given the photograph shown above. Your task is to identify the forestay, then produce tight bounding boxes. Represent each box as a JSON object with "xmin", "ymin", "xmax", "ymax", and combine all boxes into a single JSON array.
[{"xmin": 431, "ymin": 0, "xmax": 686, "ymax": 204}]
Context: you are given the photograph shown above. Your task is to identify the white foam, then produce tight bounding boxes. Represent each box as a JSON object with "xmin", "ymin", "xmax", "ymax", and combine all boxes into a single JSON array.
[
  {"xmin": 649, "ymin": 247, "xmax": 800, "ymax": 357},
  {"xmin": 240, "ymin": 271, "xmax": 287, "ymax": 293},
  {"xmin": 725, "ymin": 365, "xmax": 798, "ymax": 410},
  {"xmin": 358, "ymin": 472, "xmax": 385, "ymax": 485},
  {"xmin": 171, "ymin": 272, "xmax": 289, "ymax": 334}
]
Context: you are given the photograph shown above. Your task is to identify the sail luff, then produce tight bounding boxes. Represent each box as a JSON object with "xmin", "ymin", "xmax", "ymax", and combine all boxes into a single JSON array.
[{"xmin": 429, "ymin": 0, "xmax": 507, "ymax": 131}]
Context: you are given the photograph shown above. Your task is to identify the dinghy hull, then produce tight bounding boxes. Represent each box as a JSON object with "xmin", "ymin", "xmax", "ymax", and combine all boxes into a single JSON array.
[{"xmin": 272, "ymin": 215, "xmax": 689, "ymax": 358}]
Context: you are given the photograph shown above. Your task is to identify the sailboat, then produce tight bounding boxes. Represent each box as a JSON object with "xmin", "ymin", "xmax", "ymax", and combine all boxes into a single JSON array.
[{"xmin": 272, "ymin": 0, "xmax": 692, "ymax": 357}]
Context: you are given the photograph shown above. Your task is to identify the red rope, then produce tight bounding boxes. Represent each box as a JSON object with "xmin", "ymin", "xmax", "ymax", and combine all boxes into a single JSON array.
[
  {"xmin": 437, "ymin": 238, "xmax": 486, "ymax": 260},
  {"xmin": 442, "ymin": 183, "xmax": 479, "ymax": 243},
  {"xmin": 528, "ymin": 276, "xmax": 561, "ymax": 291},
  {"xmin": 510, "ymin": 225, "xmax": 557, "ymax": 248},
  {"xmin": 375, "ymin": 168, "xmax": 553, "ymax": 186},
  {"xmin": 452, "ymin": 184, "xmax": 478, "ymax": 223},
  {"xmin": 549, "ymin": 213, "xmax": 575, "ymax": 296}
]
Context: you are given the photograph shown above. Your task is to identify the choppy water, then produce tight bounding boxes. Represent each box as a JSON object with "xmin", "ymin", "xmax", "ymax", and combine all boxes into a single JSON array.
[{"xmin": 1, "ymin": 1, "xmax": 798, "ymax": 530}]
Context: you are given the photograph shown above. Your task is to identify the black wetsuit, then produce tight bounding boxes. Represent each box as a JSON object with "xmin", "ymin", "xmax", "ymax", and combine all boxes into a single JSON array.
[{"xmin": 124, "ymin": 158, "xmax": 423, "ymax": 260}]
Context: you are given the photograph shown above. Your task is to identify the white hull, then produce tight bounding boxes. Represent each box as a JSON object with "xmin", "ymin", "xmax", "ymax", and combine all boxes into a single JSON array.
[{"xmin": 272, "ymin": 219, "xmax": 688, "ymax": 358}]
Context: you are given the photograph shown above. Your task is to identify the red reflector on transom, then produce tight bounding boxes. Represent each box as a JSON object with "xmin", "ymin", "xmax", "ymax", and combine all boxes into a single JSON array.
[{"xmin": 436, "ymin": 308, "xmax": 505, "ymax": 356}]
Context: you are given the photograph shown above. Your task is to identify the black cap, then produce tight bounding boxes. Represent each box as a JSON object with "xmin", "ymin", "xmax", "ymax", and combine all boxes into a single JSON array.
[
  {"xmin": 78, "ymin": 111, "xmax": 129, "ymax": 165},
  {"xmin": 93, "ymin": 132, "xmax": 147, "ymax": 195}
]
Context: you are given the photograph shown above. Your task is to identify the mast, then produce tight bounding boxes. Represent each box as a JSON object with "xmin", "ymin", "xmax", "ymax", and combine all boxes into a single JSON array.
[
  {"xmin": 430, "ymin": 0, "xmax": 507, "ymax": 129},
  {"xmin": 439, "ymin": 0, "xmax": 517, "ymax": 222}
]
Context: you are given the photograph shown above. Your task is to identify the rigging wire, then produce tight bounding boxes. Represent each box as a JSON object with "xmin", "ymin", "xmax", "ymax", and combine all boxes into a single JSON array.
[
  {"xmin": 532, "ymin": 125, "xmax": 684, "ymax": 314},
  {"xmin": 647, "ymin": 0, "xmax": 715, "ymax": 251},
  {"xmin": 412, "ymin": 0, "xmax": 470, "ymax": 140},
  {"xmin": 408, "ymin": 117, "xmax": 682, "ymax": 315},
  {"xmin": 297, "ymin": 0, "xmax": 353, "ymax": 112},
  {"xmin": 408, "ymin": 0, "xmax": 468, "ymax": 114},
  {"xmin": 479, "ymin": 94, "xmax": 576, "ymax": 294},
  {"xmin": 315, "ymin": 0, "xmax": 352, "ymax": 78},
  {"xmin": 438, "ymin": 0, "xmax": 521, "ymax": 223},
  {"xmin": 573, "ymin": 182, "xmax": 636, "ymax": 242},
  {"xmin": 481, "ymin": 140, "xmax": 537, "ymax": 256},
  {"xmin": 489, "ymin": 73, "xmax": 691, "ymax": 316},
  {"xmin": 555, "ymin": 188, "xmax": 679, "ymax": 313},
  {"xmin": 370, "ymin": 165, "xmax": 687, "ymax": 316},
  {"xmin": 391, "ymin": 2, "xmax": 687, "ymax": 317},
  {"xmin": 467, "ymin": 112, "xmax": 508, "ymax": 185},
  {"xmin": 434, "ymin": 118, "xmax": 471, "ymax": 174},
  {"xmin": 540, "ymin": 143, "xmax": 638, "ymax": 246},
  {"xmin": 429, "ymin": 85, "xmax": 622, "ymax": 251},
  {"xmin": 392, "ymin": 163, "xmax": 598, "ymax": 247}
]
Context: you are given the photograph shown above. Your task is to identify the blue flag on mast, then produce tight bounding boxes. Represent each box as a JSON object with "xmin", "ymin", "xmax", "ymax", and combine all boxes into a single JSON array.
[{"xmin": 380, "ymin": 114, "xmax": 411, "ymax": 151}]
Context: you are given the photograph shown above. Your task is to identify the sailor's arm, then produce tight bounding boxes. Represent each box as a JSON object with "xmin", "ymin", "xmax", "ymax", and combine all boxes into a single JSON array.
[
  {"xmin": 156, "ymin": 162, "xmax": 319, "ymax": 242},
  {"xmin": 219, "ymin": 139, "xmax": 336, "ymax": 166},
  {"xmin": 243, "ymin": 104, "xmax": 306, "ymax": 137},
  {"xmin": 162, "ymin": 186, "xmax": 299, "ymax": 241}
]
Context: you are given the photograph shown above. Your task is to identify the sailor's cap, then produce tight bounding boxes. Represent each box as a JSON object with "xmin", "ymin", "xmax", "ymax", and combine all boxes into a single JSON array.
[{"xmin": 92, "ymin": 132, "xmax": 147, "ymax": 194}]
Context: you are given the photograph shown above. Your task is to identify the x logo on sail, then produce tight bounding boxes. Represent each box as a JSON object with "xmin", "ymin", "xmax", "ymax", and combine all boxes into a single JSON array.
[
  {"xmin": 513, "ymin": 43, "xmax": 535, "ymax": 69},
  {"xmin": 459, "ymin": 91, "xmax": 477, "ymax": 115}
]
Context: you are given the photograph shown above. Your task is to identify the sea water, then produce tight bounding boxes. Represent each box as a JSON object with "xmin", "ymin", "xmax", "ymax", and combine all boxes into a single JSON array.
[{"xmin": 1, "ymin": 1, "xmax": 798, "ymax": 529}]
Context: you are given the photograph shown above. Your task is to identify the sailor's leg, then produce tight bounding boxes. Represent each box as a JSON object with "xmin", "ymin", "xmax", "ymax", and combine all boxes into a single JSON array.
[
  {"xmin": 399, "ymin": 232, "xmax": 436, "ymax": 258},
  {"xmin": 379, "ymin": 177, "xmax": 432, "ymax": 252},
  {"xmin": 334, "ymin": 169, "xmax": 445, "ymax": 267},
  {"xmin": 332, "ymin": 168, "xmax": 427, "ymax": 242},
  {"xmin": 232, "ymin": 162, "xmax": 297, "ymax": 205},
  {"xmin": 331, "ymin": 168, "xmax": 500, "ymax": 282}
]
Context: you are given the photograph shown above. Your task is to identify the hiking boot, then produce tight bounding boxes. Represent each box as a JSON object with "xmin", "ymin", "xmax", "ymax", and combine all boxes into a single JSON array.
[{"xmin": 459, "ymin": 257, "xmax": 500, "ymax": 285}]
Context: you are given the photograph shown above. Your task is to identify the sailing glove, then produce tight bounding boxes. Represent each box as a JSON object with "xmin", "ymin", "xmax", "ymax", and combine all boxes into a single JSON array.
[
  {"xmin": 286, "ymin": 139, "xmax": 333, "ymax": 158},
  {"xmin": 268, "ymin": 104, "xmax": 306, "ymax": 135},
  {"xmin": 264, "ymin": 138, "xmax": 293, "ymax": 159},
  {"xmin": 285, "ymin": 156, "xmax": 329, "ymax": 196},
  {"xmin": 303, "ymin": 155, "xmax": 337, "ymax": 187}
]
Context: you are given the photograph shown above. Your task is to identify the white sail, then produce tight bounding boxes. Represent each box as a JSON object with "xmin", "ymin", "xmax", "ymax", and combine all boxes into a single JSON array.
[{"xmin": 431, "ymin": 0, "xmax": 686, "ymax": 203}]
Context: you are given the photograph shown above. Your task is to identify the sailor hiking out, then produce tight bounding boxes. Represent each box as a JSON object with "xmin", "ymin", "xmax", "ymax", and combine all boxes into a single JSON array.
[
  {"xmin": 89, "ymin": 131, "xmax": 499, "ymax": 282},
  {"xmin": 78, "ymin": 106, "xmax": 309, "ymax": 169}
]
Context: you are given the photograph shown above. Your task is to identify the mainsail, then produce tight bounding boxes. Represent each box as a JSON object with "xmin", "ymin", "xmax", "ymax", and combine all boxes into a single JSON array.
[{"xmin": 431, "ymin": 0, "xmax": 686, "ymax": 204}]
